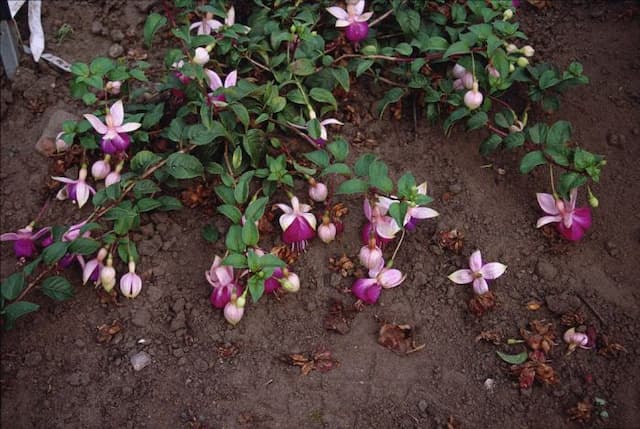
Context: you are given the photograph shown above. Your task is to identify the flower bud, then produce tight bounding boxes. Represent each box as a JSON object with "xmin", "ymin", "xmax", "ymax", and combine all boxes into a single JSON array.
[
  {"xmin": 509, "ymin": 120, "xmax": 524, "ymax": 133},
  {"xmin": 318, "ymin": 221, "xmax": 337, "ymax": 243},
  {"xmin": 563, "ymin": 328, "xmax": 591, "ymax": 350},
  {"xmin": 486, "ymin": 65, "xmax": 500, "ymax": 78},
  {"xmin": 281, "ymin": 271, "xmax": 300, "ymax": 293},
  {"xmin": 224, "ymin": 300, "xmax": 244, "ymax": 325},
  {"xmin": 509, "ymin": 63, "xmax": 515, "ymax": 72},
  {"xmin": 105, "ymin": 80, "xmax": 121, "ymax": 95},
  {"xmin": 105, "ymin": 171, "xmax": 121, "ymax": 187},
  {"xmin": 506, "ymin": 43, "xmax": 518, "ymax": 54},
  {"xmin": 517, "ymin": 57, "xmax": 529, "ymax": 68},
  {"xmin": 100, "ymin": 256, "xmax": 116, "ymax": 292},
  {"xmin": 120, "ymin": 260, "xmax": 142, "ymax": 298},
  {"xmin": 503, "ymin": 9, "xmax": 513, "ymax": 20},
  {"xmin": 236, "ymin": 295, "xmax": 246, "ymax": 308},
  {"xmin": 588, "ymin": 188, "xmax": 599, "ymax": 208},
  {"xmin": 91, "ymin": 156, "xmax": 111, "ymax": 180},
  {"xmin": 521, "ymin": 45, "xmax": 535, "ymax": 57},
  {"xmin": 453, "ymin": 79, "xmax": 464, "ymax": 91},
  {"xmin": 462, "ymin": 72, "xmax": 474, "ymax": 89},
  {"xmin": 464, "ymin": 83, "xmax": 483, "ymax": 110},
  {"xmin": 54, "ymin": 132, "xmax": 69, "ymax": 152},
  {"xmin": 309, "ymin": 181, "xmax": 328, "ymax": 202},
  {"xmin": 192, "ymin": 47, "xmax": 210, "ymax": 65},
  {"xmin": 359, "ymin": 242, "xmax": 383, "ymax": 271},
  {"xmin": 452, "ymin": 64, "xmax": 466, "ymax": 79}
]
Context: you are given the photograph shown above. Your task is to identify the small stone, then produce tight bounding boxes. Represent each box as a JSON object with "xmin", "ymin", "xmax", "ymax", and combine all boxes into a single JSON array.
[
  {"xmin": 417, "ymin": 400, "xmax": 428, "ymax": 413},
  {"xmin": 172, "ymin": 298, "xmax": 185, "ymax": 313},
  {"xmin": 448, "ymin": 183, "xmax": 463, "ymax": 195},
  {"xmin": 170, "ymin": 312, "xmax": 186, "ymax": 332},
  {"xmin": 90, "ymin": 21, "xmax": 103, "ymax": 35},
  {"xmin": 24, "ymin": 351, "xmax": 42, "ymax": 367},
  {"xmin": 195, "ymin": 358, "xmax": 208, "ymax": 372},
  {"xmin": 130, "ymin": 351, "xmax": 152, "ymax": 371},
  {"xmin": 535, "ymin": 260, "xmax": 557, "ymax": 281},
  {"xmin": 35, "ymin": 110, "xmax": 79, "ymax": 156},
  {"xmin": 108, "ymin": 43, "xmax": 124, "ymax": 59},
  {"xmin": 110, "ymin": 29, "xmax": 125, "ymax": 42},
  {"xmin": 132, "ymin": 309, "xmax": 152, "ymax": 328}
]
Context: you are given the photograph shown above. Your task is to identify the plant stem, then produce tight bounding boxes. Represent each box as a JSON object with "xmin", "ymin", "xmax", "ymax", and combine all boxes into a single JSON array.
[
  {"xmin": 389, "ymin": 228, "xmax": 406, "ymax": 264},
  {"xmin": 549, "ymin": 164, "xmax": 557, "ymax": 196},
  {"xmin": 15, "ymin": 268, "xmax": 53, "ymax": 302}
]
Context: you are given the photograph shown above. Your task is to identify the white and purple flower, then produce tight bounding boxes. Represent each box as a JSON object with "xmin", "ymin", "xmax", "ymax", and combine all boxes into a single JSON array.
[
  {"xmin": 352, "ymin": 266, "xmax": 405, "ymax": 304},
  {"xmin": 206, "ymin": 255, "xmax": 243, "ymax": 308},
  {"xmin": 448, "ymin": 250, "xmax": 507, "ymax": 295},
  {"xmin": 276, "ymin": 196, "xmax": 317, "ymax": 251},
  {"xmin": 120, "ymin": 260, "xmax": 143, "ymax": 298},
  {"xmin": 0, "ymin": 223, "xmax": 50, "ymax": 259},
  {"xmin": 83, "ymin": 100, "xmax": 141, "ymax": 155},
  {"xmin": 327, "ymin": 0, "xmax": 373, "ymax": 43},
  {"xmin": 536, "ymin": 188, "xmax": 592, "ymax": 241},
  {"xmin": 52, "ymin": 166, "xmax": 96, "ymax": 208},
  {"xmin": 204, "ymin": 69, "xmax": 237, "ymax": 106}
]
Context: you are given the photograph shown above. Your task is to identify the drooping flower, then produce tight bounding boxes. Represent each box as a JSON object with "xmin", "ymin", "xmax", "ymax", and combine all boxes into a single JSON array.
[
  {"xmin": 327, "ymin": 0, "xmax": 373, "ymax": 43},
  {"xmin": 100, "ymin": 255, "xmax": 117, "ymax": 292},
  {"xmin": 264, "ymin": 267, "xmax": 284, "ymax": 294},
  {"xmin": 84, "ymin": 100, "xmax": 141, "ymax": 154},
  {"xmin": 0, "ymin": 223, "xmax": 50, "ymax": 259},
  {"xmin": 192, "ymin": 47, "xmax": 210, "ymax": 65},
  {"xmin": 204, "ymin": 69, "xmax": 237, "ymax": 106},
  {"xmin": 361, "ymin": 198, "xmax": 401, "ymax": 246},
  {"xmin": 190, "ymin": 6, "xmax": 238, "ymax": 35},
  {"xmin": 120, "ymin": 260, "xmax": 143, "ymax": 298},
  {"xmin": 308, "ymin": 179, "xmax": 328, "ymax": 202},
  {"xmin": 352, "ymin": 265, "xmax": 406, "ymax": 304},
  {"xmin": 358, "ymin": 238, "xmax": 384, "ymax": 271},
  {"xmin": 82, "ymin": 247, "xmax": 108, "ymax": 285},
  {"xmin": 91, "ymin": 155, "xmax": 111, "ymax": 180},
  {"xmin": 536, "ymin": 188, "xmax": 592, "ymax": 241},
  {"xmin": 448, "ymin": 250, "xmax": 507, "ymax": 295},
  {"xmin": 377, "ymin": 183, "xmax": 438, "ymax": 231},
  {"xmin": 281, "ymin": 270, "xmax": 300, "ymax": 293},
  {"xmin": 58, "ymin": 221, "xmax": 91, "ymax": 269},
  {"xmin": 206, "ymin": 255, "xmax": 242, "ymax": 308},
  {"xmin": 464, "ymin": 82, "xmax": 483, "ymax": 110},
  {"xmin": 105, "ymin": 161, "xmax": 124, "ymax": 188},
  {"xmin": 318, "ymin": 217, "xmax": 337, "ymax": 244},
  {"xmin": 224, "ymin": 294, "xmax": 245, "ymax": 325},
  {"xmin": 276, "ymin": 196, "xmax": 317, "ymax": 251},
  {"xmin": 52, "ymin": 165, "xmax": 96, "ymax": 208}
]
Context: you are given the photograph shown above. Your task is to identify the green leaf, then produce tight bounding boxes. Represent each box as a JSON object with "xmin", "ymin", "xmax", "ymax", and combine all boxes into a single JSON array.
[
  {"xmin": 241, "ymin": 222, "xmax": 259, "ymax": 247},
  {"xmin": 289, "ymin": 58, "xmax": 316, "ymax": 76},
  {"xmin": 526, "ymin": 123, "xmax": 548, "ymax": 145},
  {"xmin": 520, "ymin": 150, "xmax": 547, "ymax": 174},
  {"xmin": 222, "ymin": 253, "xmax": 248, "ymax": 269},
  {"xmin": 539, "ymin": 69, "xmax": 560, "ymax": 90},
  {"xmin": 354, "ymin": 154, "xmax": 376, "ymax": 177},
  {"xmin": 82, "ymin": 93, "xmax": 97, "ymax": 105},
  {"xmin": 260, "ymin": 254, "xmax": 286, "ymax": 268},
  {"xmin": 133, "ymin": 180, "xmax": 160, "ymax": 198},
  {"xmin": 248, "ymin": 276, "xmax": 264, "ymax": 303},
  {"xmin": 336, "ymin": 178, "xmax": 369, "ymax": 194},
  {"xmin": 443, "ymin": 107, "xmax": 470, "ymax": 134},
  {"xmin": 234, "ymin": 172, "xmax": 254, "ymax": 204},
  {"xmin": 1, "ymin": 272, "xmax": 25, "ymax": 300},
  {"xmin": 117, "ymin": 240, "xmax": 139, "ymax": 264},
  {"xmin": 42, "ymin": 242, "xmax": 70, "ymax": 265},
  {"xmin": 89, "ymin": 57, "xmax": 113, "ymax": 76},
  {"xmin": 388, "ymin": 202, "xmax": 408, "ymax": 230},
  {"xmin": 144, "ymin": 13, "xmax": 167, "ymax": 48},
  {"xmin": 217, "ymin": 204, "xmax": 242, "ymax": 224},
  {"xmin": 375, "ymin": 88, "xmax": 404, "ymax": 118},
  {"xmin": 546, "ymin": 120, "xmax": 572, "ymax": 146},
  {"xmin": 230, "ymin": 103, "xmax": 250, "ymax": 128},
  {"xmin": 443, "ymin": 40, "xmax": 470, "ymax": 59},
  {"xmin": 467, "ymin": 111, "xmax": 488, "ymax": 131},
  {"xmin": 504, "ymin": 132, "xmax": 525, "ymax": 150},
  {"xmin": 41, "ymin": 276, "xmax": 74, "ymax": 301},
  {"xmin": 327, "ymin": 138, "xmax": 349, "ymax": 162},
  {"xmin": 309, "ymin": 88, "xmax": 337, "ymax": 111},
  {"xmin": 3, "ymin": 301, "xmax": 39, "ymax": 329},
  {"xmin": 494, "ymin": 110, "xmax": 514, "ymax": 129},
  {"xmin": 395, "ymin": 7, "xmax": 421, "ymax": 34},
  {"xmin": 557, "ymin": 172, "xmax": 587, "ymax": 198},
  {"xmin": 136, "ymin": 198, "xmax": 162, "ymax": 212},
  {"xmin": 142, "ymin": 103, "xmax": 164, "ymax": 129},
  {"xmin": 201, "ymin": 224, "xmax": 219, "ymax": 243},
  {"xmin": 496, "ymin": 350, "xmax": 528, "ymax": 365},
  {"xmin": 68, "ymin": 238, "xmax": 101, "ymax": 255},
  {"xmin": 355, "ymin": 59, "xmax": 373, "ymax": 77},
  {"xmin": 368, "ymin": 160, "xmax": 393, "ymax": 193},
  {"xmin": 71, "ymin": 62, "xmax": 90, "ymax": 77},
  {"xmin": 225, "ymin": 225, "xmax": 245, "ymax": 252},
  {"xmin": 157, "ymin": 196, "xmax": 183, "ymax": 211},
  {"xmin": 397, "ymin": 172, "xmax": 416, "ymax": 198},
  {"xmin": 130, "ymin": 150, "xmax": 162, "ymax": 173},
  {"xmin": 331, "ymin": 67, "xmax": 350, "ymax": 91},
  {"xmin": 304, "ymin": 150, "xmax": 330, "ymax": 168},
  {"xmin": 245, "ymin": 197, "xmax": 268, "ymax": 222},
  {"xmin": 321, "ymin": 163, "xmax": 352, "ymax": 176},
  {"xmin": 479, "ymin": 134, "xmax": 503, "ymax": 156},
  {"xmin": 23, "ymin": 256, "xmax": 42, "ymax": 277},
  {"xmin": 166, "ymin": 153, "xmax": 204, "ymax": 179}
]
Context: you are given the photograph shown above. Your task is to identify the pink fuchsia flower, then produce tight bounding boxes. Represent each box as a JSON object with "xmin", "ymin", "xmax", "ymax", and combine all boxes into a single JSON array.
[
  {"xmin": 105, "ymin": 161, "xmax": 124, "ymax": 187},
  {"xmin": 327, "ymin": 0, "xmax": 373, "ymax": 43},
  {"xmin": 352, "ymin": 266, "xmax": 406, "ymax": 304},
  {"xmin": 361, "ymin": 198, "xmax": 401, "ymax": 246},
  {"xmin": 276, "ymin": 196, "xmax": 317, "ymax": 251},
  {"xmin": 464, "ymin": 82, "xmax": 483, "ymax": 110},
  {"xmin": 54, "ymin": 132, "xmax": 69, "ymax": 152},
  {"xmin": 58, "ymin": 221, "xmax": 91, "ymax": 269},
  {"xmin": 318, "ymin": 219, "xmax": 337, "ymax": 244},
  {"xmin": 0, "ymin": 223, "xmax": 50, "ymax": 259},
  {"xmin": 264, "ymin": 267, "xmax": 284, "ymax": 294},
  {"xmin": 308, "ymin": 179, "xmax": 328, "ymax": 202},
  {"xmin": 204, "ymin": 69, "xmax": 237, "ymax": 106},
  {"xmin": 82, "ymin": 247, "xmax": 108, "ymax": 286},
  {"xmin": 52, "ymin": 165, "xmax": 96, "ymax": 208},
  {"xmin": 448, "ymin": 250, "xmax": 507, "ymax": 295},
  {"xmin": 486, "ymin": 64, "xmax": 500, "ymax": 78},
  {"xmin": 536, "ymin": 189, "xmax": 592, "ymax": 241},
  {"xmin": 206, "ymin": 256, "xmax": 242, "ymax": 308},
  {"xmin": 84, "ymin": 100, "xmax": 141, "ymax": 154},
  {"xmin": 190, "ymin": 12, "xmax": 223, "ymax": 35},
  {"xmin": 120, "ymin": 260, "xmax": 143, "ymax": 298},
  {"xmin": 91, "ymin": 155, "xmax": 111, "ymax": 180},
  {"xmin": 377, "ymin": 183, "xmax": 438, "ymax": 231},
  {"xmin": 563, "ymin": 328, "xmax": 591, "ymax": 353},
  {"xmin": 105, "ymin": 80, "xmax": 121, "ymax": 95},
  {"xmin": 224, "ymin": 295, "xmax": 245, "ymax": 325},
  {"xmin": 358, "ymin": 238, "xmax": 383, "ymax": 271}
]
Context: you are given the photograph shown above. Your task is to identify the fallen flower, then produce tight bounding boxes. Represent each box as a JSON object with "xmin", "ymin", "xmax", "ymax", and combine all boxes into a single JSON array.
[
  {"xmin": 327, "ymin": 0, "xmax": 373, "ymax": 43},
  {"xmin": 448, "ymin": 250, "xmax": 507, "ymax": 295},
  {"xmin": 536, "ymin": 188, "xmax": 592, "ymax": 241},
  {"xmin": 0, "ymin": 223, "xmax": 50, "ymax": 259},
  {"xmin": 83, "ymin": 100, "xmax": 141, "ymax": 154},
  {"xmin": 352, "ymin": 265, "xmax": 405, "ymax": 304},
  {"xmin": 563, "ymin": 327, "xmax": 591, "ymax": 353},
  {"xmin": 52, "ymin": 165, "xmax": 96, "ymax": 208},
  {"xmin": 276, "ymin": 196, "xmax": 317, "ymax": 252}
]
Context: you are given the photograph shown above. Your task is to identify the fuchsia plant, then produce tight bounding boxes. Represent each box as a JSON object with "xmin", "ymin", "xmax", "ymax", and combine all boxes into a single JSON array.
[
  {"xmin": 448, "ymin": 250, "xmax": 507, "ymax": 295},
  {"xmin": 84, "ymin": 100, "xmax": 141, "ymax": 155},
  {"xmin": 327, "ymin": 0, "xmax": 373, "ymax": 43},
  {"xmin": 0, "ymin": 223, "xmax": 50, "ymax": 259},
  {"xmin": 536, "ymin": 189, "xmax": 592, "ymax": 241},
  {"xmin": 206, "ymin": 256, "xmax": 243, "ymax": 309}
]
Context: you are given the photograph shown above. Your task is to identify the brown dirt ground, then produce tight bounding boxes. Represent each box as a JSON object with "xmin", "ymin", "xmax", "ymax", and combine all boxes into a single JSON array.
[{"xmin": 1, "ymin": 1, "xmax": 639, "ymax": 428}]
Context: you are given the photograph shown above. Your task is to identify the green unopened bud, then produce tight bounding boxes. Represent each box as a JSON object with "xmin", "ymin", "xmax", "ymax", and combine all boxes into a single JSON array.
[
  {"xmin": 587, "ymin": 187, "xmax": 599, "ymax": 208},
  {"xmin": 505, "ymin": 43, "xmax": 518, "ymax": 54},
  {"xmin": 517, "ymin": 57, "xmax": 529, "ymax": 68},
  {"xmin": 361, "ymin": 44, "xmax": 378, "ymax": 55},
  {"xmin": 521, "ymin": 45, "xmax": 535, "ymax": 57},
  {"xmin": 509, "ymin": 63, "xmax": 515, "ymax": 72},
  {"xmin": 503, "ymin": 9, "xmax": 513, "ymax": 20},
  {"xmin": 289, "ymin": 24, "xmax": 296, "ymax": 33},
  {"xmin": 236, "ymin": 295, "xmax": 246, "ymax": 308}
]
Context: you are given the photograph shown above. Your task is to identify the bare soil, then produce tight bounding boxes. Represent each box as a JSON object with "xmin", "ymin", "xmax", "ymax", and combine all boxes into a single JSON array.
[{"xmin": 1, "ymin": 1, "xmax": 639, "ymax": 428}]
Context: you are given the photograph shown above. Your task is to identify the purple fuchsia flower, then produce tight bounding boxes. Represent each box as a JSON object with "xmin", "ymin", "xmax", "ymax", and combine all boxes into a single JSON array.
[
  {"xmin": 83, "ymin": 100, "xmax": 141, "ymax": 155},
  {"xmin": 352, "ymin": 265, "xmax": 406, "ymax": 304},
  {"xmin": 224, "ymin": 294, "xmax": 245, "ymax": 325},
  {"xmin": 264, "ymin": 267, "xmax": 284, "ymax": 294},
  {"xmin": 536, "ymin": 188, "xmax": 592, "ymax": 241},
  {"xmin": 52, "ymin": 166, "xmax": 96, "ymax": 209},
  {"xmin": 58, "ymin": 221, "xmax": 91, "ymax": 269},
  {"xmin": 206, "ymin": 255, "xmax": 243, "ymax": 308},
  {"xmin": 82, "ymin": 248, "xmax": 108, "ymax": 286},
  {"xmin": 289, "ymin": 117, "xmax": 343, "ymax": 147},
  {"xmin": 377, "ymin": 183, "xmax": 439, "ymax": 231},
  {"xmin": 361, "ymin": 198, "xmax": 401, "ymax": 246},
  {"xmin": 448, "ymin": 250, "xmax": 507, "ymax": 295},
  {"xmin": 204, "ymin": 69, "xmax": 237, "ymax": 106},
  {"xmin": 276, "ymin": 196, "xmax": 317, "ymax": 251},
  {"xmin": 327, "ymin": 0, "xmax": 373, "ymax": 43},
  {"xmin": 120, "ymin": 260, "xmax": 143, "ymax": 298},
  {"xmin": 0, "ymin": 223, "xmax": 50, "ymax": 259}
]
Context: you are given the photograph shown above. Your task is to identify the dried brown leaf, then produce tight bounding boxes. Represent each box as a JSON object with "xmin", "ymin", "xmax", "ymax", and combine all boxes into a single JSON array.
[
  {"xmin": 475, "ymin": 330, "xmax": 502, "ymax": 345},
  {"xmin": 468, "ymin": 291, "xmax": 496, "ymax": 317},
  {"xmin": 96, "ymin": 320, "xmax": 123, "ymax": 343},
  {"xmin": 378, "ymin": 323, "xmax": 425, "ymax": 355},
  {"xmin": 567, "ymin": 400, "xmax": 593, "ymax": 422},
  {"xmin": 323, "ymin": 299, "xmax": 355, "ymax": 335},
  {"xmin": 437, "ymin": 229, "xmax": 464, "ymax": 253}
]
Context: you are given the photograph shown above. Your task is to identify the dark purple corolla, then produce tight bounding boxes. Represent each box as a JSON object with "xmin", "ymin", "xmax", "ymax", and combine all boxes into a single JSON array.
[
  {"xmin": 0, "ymin": 223, "xmax": 50, "ymax": 259},
  {"xmin": 276, "ymin": 196, "xmax": 317, "ymax": 251},
  {"xmin": 327, "ymin": 0, "xmax": 373, "ymax": 43},
  {"xmin": 84, "ymin": 100, "xmax": 141, "ymax": 155}
]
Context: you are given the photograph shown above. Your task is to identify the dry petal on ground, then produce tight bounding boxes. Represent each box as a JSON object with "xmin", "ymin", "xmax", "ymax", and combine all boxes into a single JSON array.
[
  {"xmin": 216, "ymin": 342, "xmax": 239, "ymax": 359},
  {"xmin": 437, "ymin": 229, "xmax": 464, "ymax": 253},
  {"xmin": 323, "ymin": 299, "xmax": 355, "ymax": 335},
  {"xmin": 377, "ymin": 323, "xmax": 425, "ymax": 355},
  {"xmin": 597, "ymin": 334, "xmax": 627, "ymax": 358},
  {"xmin": 521, "ymin": 320, "xmax": 556, "ymax": 355},
  {"xmin": 475, "ymin": 330, "xmax": 502, "ymax": 345},
  {"xmin": 95, "ymin": 320, "xmax": 123, "ymax": 343},
  {"xmin": 567, "ymin": 400, "xmax": 593, "ymax": 422},
  {"xmin": 283, "ymin": 349, "xmax": 339, "ymax": 376},
  {"xmin": 328, "ymin": 254, "xmax": 358, "ymax": 278},
  {"xmin": 561, "ymin": 309, "xmax": 587, "ymax": 326},
  {"xmin": 468, "ymin": 291, "xmax": 496, "ymax": 317}
]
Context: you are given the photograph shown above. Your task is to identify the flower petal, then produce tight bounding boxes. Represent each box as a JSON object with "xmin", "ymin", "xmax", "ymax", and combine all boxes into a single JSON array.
[
  {"xmin": 224, "ymin": 70, "xmax": 237, "ymax": 88},
  {"xmin": 75, "ymin": 183, "xmax": 91, "ymax": 208},
  {"xmin": 536, "ymin": 193, "xmax": 559, "ymax": 215},
  {"xmin": 109, "ymin": 100, "xmax": 124, "ymax": 127},
  {"xmin": 83, "ymin": 114, "xmax": 108, "ymax": 134},
  {"xmin": 32, "ymin": 227, "xmax": 51, "ymax": 240},
  {"xmin": 536, "ymin": 215, "xmax": 562, "ymax": 228},
  {"xmin": 378, "ymin": 268, "xmax": 405, "ymax": 289},
  {"xmin": 480, "ymin": 262, "xmax": 507, "ymax": 280},
  {"xmin": 335, "ymin": 19, "xmax": 350, "ymax": 27},
  {"xmin": 215, "ymin": 266, "xmax": 234, "ymax": 286},
  {"xmin": 410, "ymin": 207, "xmax": 439, "ymax": 219},
  {"xmin": 320, "ymin": 118, "xmax": 343, "ymax": 127},
  {"xmin": 275, "ymin": 203, "xmax": 293, "ymax": 214},
  {"xmin": 357, "ymin": 12, "xmax": 373, "ymax": 22},
  {"xmin": 56, "ymin": 187, "xmax": 69, "ymax": 201},
  {"xmin": 0, "ymin": 233, "xmax": 19, "ymax": 241},
  {"xmin": 326, "ymin": 6, "xmax": 349, "ymax": 20},
  {"xmin": 190, "ymin": 22, "xmax": 202, "ymax": 31},
  {"xmin": 417, "ymin": 182, "xmax": 428, "ymax": 195},
  {"xmin": 207, "ymin": 19, "xmax": 223, "ymax": 31},
  {"xmin": 448, "ymin": 269, "xmax": 473, "ymax": 284},
  {"xmin": 353, "ymin": 0, "xmax": 365, "ymax": 16},
  {"xmin": 116, "ymin": 122, "xmax": 141, "ymax": 133},
  {"xmin": 469, "ymin": 250, "xmax": 483, "ymax": 272},
  {"xmin": 205, "ymin": 69, "xmax": 223, "ymax": 91},
  {"xmin": 225, "ymin": 6, "xmax": 235, "ymax": 26},
  {"xmin": 569, "ymin": 187, "xmax": 578, "ymax": 211},
  {"xmin": 279, "ymin": 213, "xmax": 296, "ymax": 231},
  {"xmin": 572, "ymin": 207, "xmax": 592, "ymax": 229},
  {"xmin": 376, "ymin": 196, "xmax": 395, "ymax": 212},
  {"xmin": 363, "ymin": 199, "xmax": 372, "ymax": 221},
  {"xmin": 300, "ymin": 212, "xmax": 317, "ymax": 230},
  {"xmin": 82, "ymin": 259, "xmax": 99, "ymax": 284},
  {"xmin": 51, "ymin": 176, "xmax": 76, "ymax": 184},
  {"xmin": 473, "ymin": 278, "xmax": 489, "ymax": 295}
]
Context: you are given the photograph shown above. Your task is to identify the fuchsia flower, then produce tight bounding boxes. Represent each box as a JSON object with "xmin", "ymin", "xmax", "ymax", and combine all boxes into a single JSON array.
[
  {"xmin": 82, "ymin": 248, "xmax": 108, "ymax": 286},
  {"xmin": 264, "ymin": 267, "xmax": 284, "ymax": 294},
  {"xmin": 352, "ymin": 266, "xmax": 406, "ymax": 304},
  {"xmin": 308, "ymin": 180, "xmax": 328, "ymax": 202},
  {"xmin": 206, "ymin": 256, "xmax": 242, "ymax": 308},
  {"xmin": 536, "ymin": 188, "xmax": 592, "ymax": 241},
  {"xmin": 377, "ymin": 183, "xmax": 439, "ymax": 231},
  {"xmin": 52, "ymin": 166, "xmax": 96, "ymax": 208},
  {"xmin": 83, "ymin": 100, "xmax": 141, "ymax": 154},
  {"xmin": 448, "ymin": 250, "xmax": 507, "ymax": 295},
  {"xmin": 318, "ymin": 221, "xmax": 337, "ymax": 244},
  {"xmin": 563, "ymin": 328, "xmax": 591, "ymax": 353},
  {"xmin": 290, "ymin": 117, "xmax": 343, "ymax": 147},
  {"xmin": 190, "ymin": 6, "xmax": 237, "ymax": 35},
  {"xmin": 327, "ymin": 0, "xmax": 373, "ymax": 43},
  {"xmin": 204, "ymin": 69, "xmax": 237, "ymax": 106},
  {"xmin": 0, "ymin": 224, "xmax": 50, "ymax": 259},
  {"xmin": 276, "ymin": 196, "xmax": 317, "ymax": 251},
  {"xmin": 361, "ymin": 198, "xmax": 401, "ymax": 246},
  {"xmin": 120, "ymin": 260, "xmax": 143, "ymax": 298},
  {"xmin": 58, "ymin": 221, "xmax": 91, "ymax": 269},
  {"xmin": 224, "ymin": 295, "xmax": 245, "ymax": 325}
]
